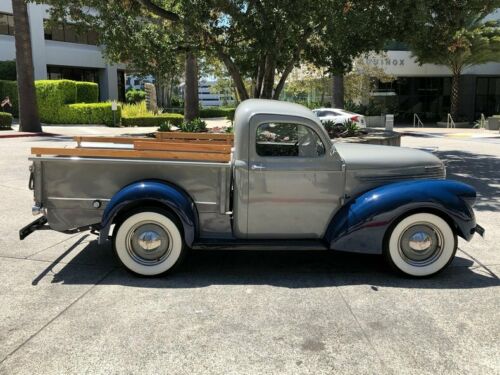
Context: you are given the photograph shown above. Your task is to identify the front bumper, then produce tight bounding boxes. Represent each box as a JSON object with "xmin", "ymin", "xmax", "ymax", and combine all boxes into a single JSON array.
[{"xmin": 475, "ymin": 224, "xmax": 485, "ymax": 238}]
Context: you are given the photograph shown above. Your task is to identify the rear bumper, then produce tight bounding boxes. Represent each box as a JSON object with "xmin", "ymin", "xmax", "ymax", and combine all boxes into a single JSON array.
[{"xmin": 19, "ymin": 216, "xmax": 48, "ymax": 240}]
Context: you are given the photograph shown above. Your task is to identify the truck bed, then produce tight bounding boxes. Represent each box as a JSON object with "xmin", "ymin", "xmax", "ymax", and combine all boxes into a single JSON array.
[
  {"xmin": 30, "ymin": 133, "xmax": 234, "ymax": 238},
  {"xmin": 32, "ymin": 132, "xmax": 234, "ymax": 163}
]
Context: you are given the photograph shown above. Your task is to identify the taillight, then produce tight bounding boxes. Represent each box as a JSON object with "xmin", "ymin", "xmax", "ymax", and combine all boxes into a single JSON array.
[{"xmin": 350, "ymin": 116, "xmax": 359, "ymax": 122}]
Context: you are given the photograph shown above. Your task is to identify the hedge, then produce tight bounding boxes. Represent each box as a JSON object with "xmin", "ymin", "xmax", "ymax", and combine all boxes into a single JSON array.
[
  {"xmin": 35, "ymin": 80, "xmax": 77, "ymax": 123},
  {"xmin": 0, "ymin": 61, "xmax": 16, "ymax": 81},
  {"xmin": 199, "ymin": 107, "xmax": 235, "ymax": 118},
  {"xmin": 76, "ymin": 82, "xmax": 99, "ymax": 103},
  {"xmin": 0, "ymin": 112, "xmax": 12, "ymax": 129},
  {"xmin": 121, "ymin": 113, "xmax": 183, "ymax": 127},
  {"xmin": 0, "ymin": 80, "xmax": 19, "ymax": 117},
  {"xmin": 60, "ymin": 103, "xmax": 121, "ymax": 126}
]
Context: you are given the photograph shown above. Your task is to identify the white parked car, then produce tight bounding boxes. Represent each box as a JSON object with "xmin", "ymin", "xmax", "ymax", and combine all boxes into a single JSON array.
[{"xmin": 313, "ymin": 108, "xmax": 366, "ymax": 128}]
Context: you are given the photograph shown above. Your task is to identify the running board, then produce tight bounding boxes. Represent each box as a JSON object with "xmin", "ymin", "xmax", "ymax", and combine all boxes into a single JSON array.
[{"xmin": 191, "ymin": 239, "xmax": 329, "ymax": 251}]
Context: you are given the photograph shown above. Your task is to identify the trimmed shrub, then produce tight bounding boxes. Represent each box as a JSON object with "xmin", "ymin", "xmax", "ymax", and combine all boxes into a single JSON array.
[
  {"xmin": 0, "ymin": 80, "xmax": 19, "ymax": 117},
  {"xmin": 125, "ymin": 89, "xmax": 146, "ymax": 104},
  {"xmin": 0, "ymin": 61, "xmax": 16, "ymax": 81},
  {"xmin": 61, "ymin": 103, "xmax": 122, "ymax": 126},
  {"xmin": 179, "ymin": 118, "xmax": 207, "ymax": 132},
  {"xmin": 76, "ymin": 82, "xmax": 99, "ymax": 103},
  {"xmin": 35, "ymin": 80, "xmax": 77, "ymax": 123},
  {"xmin": 0, "ymin": 112, "xmax": 13, "ymax": 129},
  {"xmin": 122, "ymin": 113, "xmax": 183, "ymax": 127},
  {"xmin": 158, "ymin": 122, "xmax": 172, "ymax": 132},
  {"xmin": 199, "ymin": 107, "xmax": 235, "ymax": 118}
]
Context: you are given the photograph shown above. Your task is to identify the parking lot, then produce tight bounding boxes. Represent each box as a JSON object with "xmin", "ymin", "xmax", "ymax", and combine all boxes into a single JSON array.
[{"xmin": 0, "ymin": 129, "xmax": 498, "ymax": 374}]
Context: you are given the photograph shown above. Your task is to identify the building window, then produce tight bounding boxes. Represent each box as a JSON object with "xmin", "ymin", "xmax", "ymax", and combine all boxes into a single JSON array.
[
  {"xmin": 47, "ymin": 65, "xmax": 100, "ymax": 85},
  {"xmin": 44, "ymin": 21, "xmax": 99, "ymax": 45},
  {"xmin": 475, "ymin": 77, "xmax": 500, "ymax": 117},
  {"xmin": 0, "ymin": 12, "xmax": 15, "ymax": 36}
]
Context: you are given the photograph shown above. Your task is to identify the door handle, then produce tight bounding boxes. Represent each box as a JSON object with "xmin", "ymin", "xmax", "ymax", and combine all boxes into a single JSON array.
[{"xmin": 251, "ymin": 163, "xmax": 266, "ymax": 170}]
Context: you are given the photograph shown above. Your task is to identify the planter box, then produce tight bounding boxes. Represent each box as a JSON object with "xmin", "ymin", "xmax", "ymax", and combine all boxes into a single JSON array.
[
  {"xmin": 365, "ymin": 115, "xmax": 385, "ymax": 127},
  {"xmin": 333, "ymin": 130, "xmax": 401, "ymax": 147},
  {"xmin": 436, "ymin": 121, "xmax": 471, "ymax": 128},
  {"xmin": 486, "ymin": 117, "xmax": 499, "ymax": 131}
]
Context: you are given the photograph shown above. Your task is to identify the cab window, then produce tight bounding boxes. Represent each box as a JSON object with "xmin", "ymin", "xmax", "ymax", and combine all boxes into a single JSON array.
[{"xmin": 256, "ymin": 122, "xmax": 326, "ymax": 157}]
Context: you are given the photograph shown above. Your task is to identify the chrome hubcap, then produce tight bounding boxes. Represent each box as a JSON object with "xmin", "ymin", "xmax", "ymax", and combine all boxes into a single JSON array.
[
  {"xmin": 126, "ymin": 222, "xmax": 171, "ymax": 265},
  {"xmin": 408, "ymin": 232, "xmax": 432, "ymax": 251},
  {"xmin": 399, "ymin": 223, "xmax": 444, "ymax": 267},
  {"xmin": 138, "ymin": 231, "xmax": 162, "ymax": 250}
]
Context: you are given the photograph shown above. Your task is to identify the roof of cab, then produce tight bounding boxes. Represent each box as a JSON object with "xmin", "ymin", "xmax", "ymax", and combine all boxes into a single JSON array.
[
  {"xmin": 232, "ymin": 99, "xmax": 324, "ymax": 160},
  {"xmin": 234, "ymin": 99, "xmax": 319, "ymax": 125}
]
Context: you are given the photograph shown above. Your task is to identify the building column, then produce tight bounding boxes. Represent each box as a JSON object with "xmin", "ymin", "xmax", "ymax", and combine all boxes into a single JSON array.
[
  {"xmin": 99, "ymin": 65, "xmax": 118, "ymax": 101},
  {"xmin": 27, "ymin": 3, "xmax": 47, "ymax": 80}
]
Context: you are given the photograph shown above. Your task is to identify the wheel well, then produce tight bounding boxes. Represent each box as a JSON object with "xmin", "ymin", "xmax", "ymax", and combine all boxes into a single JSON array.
[
  {"xmin": 111, "ymin": 199, "xmax": 183, "ymax": 237},
  {"xmin": 382, "ymin": 207, "xmax": 459, "ymax": 252}
]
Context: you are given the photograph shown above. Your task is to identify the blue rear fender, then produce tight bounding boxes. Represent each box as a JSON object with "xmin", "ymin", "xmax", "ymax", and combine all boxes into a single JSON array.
[
  {"xmin": 98, "ymin": 180, "xmax": 198, "ymax": 246},
  {"xmin": 325, "ymin": 179, "xmax": 477, "ymax": 254}
]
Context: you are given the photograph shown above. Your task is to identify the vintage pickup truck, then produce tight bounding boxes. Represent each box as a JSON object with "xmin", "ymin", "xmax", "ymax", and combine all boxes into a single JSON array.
[{"xmin": 20, "ymin": 99, "xmax": 484, "ymax": 277}]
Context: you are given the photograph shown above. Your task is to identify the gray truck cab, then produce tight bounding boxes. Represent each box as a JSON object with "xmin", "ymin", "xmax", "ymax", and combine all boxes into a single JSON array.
[{"xmin": 232, "ymin": 99, "xmax": 344, "ymax": 239}]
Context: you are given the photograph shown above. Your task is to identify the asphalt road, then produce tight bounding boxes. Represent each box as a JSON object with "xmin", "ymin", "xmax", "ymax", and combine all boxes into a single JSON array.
[{"xmin": 0, "ymin": 131, "xmax": 498, "ymax": 374}]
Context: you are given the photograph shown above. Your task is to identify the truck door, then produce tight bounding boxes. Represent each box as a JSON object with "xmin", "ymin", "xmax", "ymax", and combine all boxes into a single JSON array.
[{"xmin": 246, "ymin": 117, "xmax": 344, "ymax": 239}]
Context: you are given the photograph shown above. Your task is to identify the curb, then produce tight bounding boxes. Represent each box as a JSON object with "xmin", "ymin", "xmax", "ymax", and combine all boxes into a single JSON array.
[{"xmin": 0, "ymin": 132, "xmax": 59, "ymax": 139}]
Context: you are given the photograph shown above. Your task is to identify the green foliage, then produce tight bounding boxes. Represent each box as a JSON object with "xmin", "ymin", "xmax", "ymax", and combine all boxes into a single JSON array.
[
  {"xmin": 61, "ymin": 103, "xmax": 121, "ymax": 126},
  {"xmin": 179, "ymin": 118, "xmax": 207, "ymax": 132},
  {"xmin": 158, "ymin": 121, "xmax": 173, "ymax": 132},
  {"xmin": 35, "ymin": 80, "xmax": 77, "ymax": 123},
  {"xmin": 125, "ymin": 89, "xmax": 146, "ymax": 104},
  {"xmin": 0, "ymin": 80, "xmax": 18, "ymax": 117},
  {"xmin": 35, "ymin": 80, "xmax": 118, "ymax": 125},
  {"xmin": 407, "ymin": 2, "xmax": 500, "ymax": 70},
  {"xmin": 405, "ymin": 2, "xmax": 500, "ymax": 117},
  {"xmin": 199, "ymin": 107, "xmax": 235, "ymax": 118},
  {"xmin": 0, "ymin": 112, "xmax": 13, "ymax": 129},
  {"xmin": 76, "ymin": 82, "xmax": 99, "ymax": 103},
  {"xmin": 122, "ymin": 101, "xmax": 150, "ymax": 117},
  {"xmin": 322, "ymin": 119, "xmax": 361, "ymax": 138},
  {"xmin": 0, "ymin": 61, "xmax": 16, "ymax": 81},
  {"xmin": 121, "ymin": 113, "xmax": 184, "ymax": 127}
]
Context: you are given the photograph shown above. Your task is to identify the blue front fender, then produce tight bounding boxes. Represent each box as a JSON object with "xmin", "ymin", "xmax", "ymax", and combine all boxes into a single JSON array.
[
  {"xmin": 325, "ymin": 179, "xmax": 477, "ymax": 254},
  {"xmin": 98, "ymin": 180, "xmax": 198, "ymax": 246}
]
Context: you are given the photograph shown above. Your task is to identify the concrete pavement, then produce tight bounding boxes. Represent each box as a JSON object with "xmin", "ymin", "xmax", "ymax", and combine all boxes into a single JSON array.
[{"xmin": 0, "ymin": 130, "xmax": 498, "ymax": 374}]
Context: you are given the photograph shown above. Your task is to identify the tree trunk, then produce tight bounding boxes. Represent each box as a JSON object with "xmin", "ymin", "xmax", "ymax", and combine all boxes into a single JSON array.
[
  {"xmin": 12, "ymin": 0, "xmax": 41, "ymax": 132},
  {"xmin": 331, "ymin": 74, "xmax": 344, "ymax": 109},
  {"xmin": 272, "ymin": 59, "xmax": 296, "ymax": 100},
  {"xmin": 184, "ymin": 51, "xmax": 199, "ymax": 122},
  {"xmin": 450, "ymin": 70, "xmax": 460, "ymax": 119},
  {"xmin": 253, "ymin": 57, "xmax": 265, "ymax": 98},
  {"xmin": 261, "ymin": 55, "xmax": 275, "ymax": 99}
]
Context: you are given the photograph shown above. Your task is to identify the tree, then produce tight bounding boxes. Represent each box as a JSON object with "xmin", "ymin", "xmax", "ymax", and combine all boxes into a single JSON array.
[
  {"xmin": 39, "ymin": 0, "xmax": 199, "ymax": 119},
  {"xmin": 39, "ymin": 0, "xmax": 405, "ymax": 108},
  {"xmin": 97, "ymin": 14, "xmax": 183, "ymax": 109},
  {"xmin": 12, "ymin": 0, "xmax": 41, "ymax": 132},
  {"xmin": 309, "ymin": 0, "xmax": 410, "ymax": 109},
  {"xmin": 406, "ymin": 1, "xmax": 500, "ymax": 119}
]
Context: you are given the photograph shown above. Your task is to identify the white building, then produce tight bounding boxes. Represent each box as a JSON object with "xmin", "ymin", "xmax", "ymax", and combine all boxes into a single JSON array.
[
  {"xmin": 178, "ymin": 79, "xmax": 235, "ymax": 107},
  {"xmin": 0, "ymin": 1, "xmax": 125, "ymax": 101}
]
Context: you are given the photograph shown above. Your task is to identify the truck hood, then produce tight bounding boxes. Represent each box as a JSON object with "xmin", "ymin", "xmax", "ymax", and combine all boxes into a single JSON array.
[{"xmin": 335, "ymin": 143, "xmax": 443, "ymax": 170}]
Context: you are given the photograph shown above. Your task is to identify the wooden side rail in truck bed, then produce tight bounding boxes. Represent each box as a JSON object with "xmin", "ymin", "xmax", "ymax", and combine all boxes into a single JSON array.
[{"xmin": 32, "ymin": 133, "xmax": 234, "ymax": 163}]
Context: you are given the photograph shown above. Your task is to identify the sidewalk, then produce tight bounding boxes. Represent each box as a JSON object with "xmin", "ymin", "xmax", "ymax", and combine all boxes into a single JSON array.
[
  {"xmin": 396, "ymin": 126, "xmax": 500, "ymax": 140},
  {"xmin": 1, "ymin": 118, "xmax": 232, "ymax": 139}
]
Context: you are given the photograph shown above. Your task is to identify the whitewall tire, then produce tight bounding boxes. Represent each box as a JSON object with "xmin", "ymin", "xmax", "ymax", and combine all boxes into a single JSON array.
[
  {"xmin": 113, "ymin": 210, "xmax": 184, "ymax": 276},
  {"xmin": 386, "ymin": 213, "xmax": 457, "ymax": 277}
]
